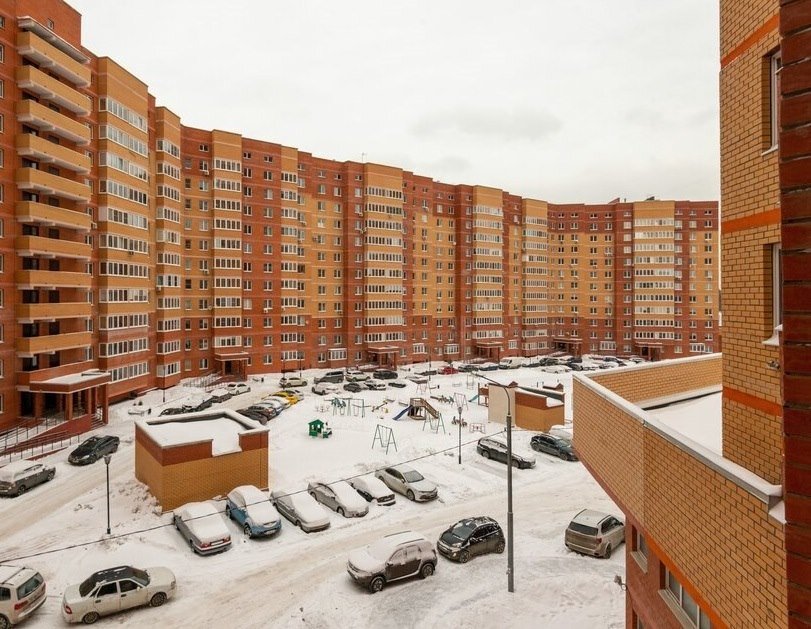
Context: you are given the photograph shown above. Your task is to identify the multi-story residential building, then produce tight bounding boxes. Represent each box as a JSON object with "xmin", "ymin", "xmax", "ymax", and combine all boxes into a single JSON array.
[
  {"xmin": 574, "ymin": 1, "xmax": 811, "ymax": 627},
  {"xmin": 0, "ymin": 0, "xmax": 719, "ymax": 433}
]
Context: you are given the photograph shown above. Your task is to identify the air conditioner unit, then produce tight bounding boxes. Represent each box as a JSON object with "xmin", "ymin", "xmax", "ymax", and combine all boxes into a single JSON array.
[
  {"xmin": 156, "ymin": 286, "xmax": 163, "ymax": 292},
  {"xmin": 202, "ymin": 269, "xmax": 209, "ymax": 274}
]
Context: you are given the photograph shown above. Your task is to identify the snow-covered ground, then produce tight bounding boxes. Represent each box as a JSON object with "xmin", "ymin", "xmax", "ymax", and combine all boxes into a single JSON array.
[
  {"xmin": 0, "ymin": 366, "xmax": 626, "ymax": 628},
  {"xmin": 648, "ymin": 392, "xmax": 722, "ymax": 454}
]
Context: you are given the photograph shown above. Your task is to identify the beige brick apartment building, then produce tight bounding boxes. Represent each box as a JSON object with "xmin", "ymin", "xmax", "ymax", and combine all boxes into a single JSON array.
[
  {"xmin": 574, "ymin": 0, "xmax": 811, "ymax": 626},
  {"xmin": 0, "ymin": 0, "xmax": 719, "ymax": 436}
]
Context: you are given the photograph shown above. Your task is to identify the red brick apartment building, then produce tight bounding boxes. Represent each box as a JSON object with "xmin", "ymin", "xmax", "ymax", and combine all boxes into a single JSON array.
[
  {"xmin": 0, "ymin": 0, "xmax": 719, "ymax": 432},
  {"xmin": 574, "ymin": 0, "xmax": 811, "ymax": 626}
]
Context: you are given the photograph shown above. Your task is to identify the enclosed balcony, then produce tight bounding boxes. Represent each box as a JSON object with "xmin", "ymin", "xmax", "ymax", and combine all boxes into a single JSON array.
[
  {"xmin": 16, "ymin": 235, "xmax": 91, "ymax": 260},
  {"xmin": 15, "ymin": 65, "xmax": 91, "ymax": 116},
  {"xmin": 15, "ymin": 270, "xmax": 91, "ymax": 290},
  {"xmin": 16, "ymin": 100, "xmax": 90, "ymax": 145},
  {"xmin": 17, "ymin": 31, "xmax": 91, "ymax": 87},
  {"xmin": 15, "ymin": 302, "xmax": 92, "ymax": 323},
  {"xmin": 15, "ymin": 201, "xmax": 92, "ymax": 232},
  {"xmin": 16, "ymin": 331, "xmax": 93, "ymax": 357},
  {"xmin": 16, "ymin": 133, "xmax": 91, "ymax": 174},
  {"xmin": 16, "ymin": 167, "xmax": 90, "ymax": 202}
]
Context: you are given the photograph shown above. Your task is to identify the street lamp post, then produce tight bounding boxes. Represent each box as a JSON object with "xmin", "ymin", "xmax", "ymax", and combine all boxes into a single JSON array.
[
  {"xmin": 103, "ymin": 453, "xmax": 112, "ymax": 535},
  {"xmin": 457, "ymin": 403, "xmax": 463, "ymax": 465}
]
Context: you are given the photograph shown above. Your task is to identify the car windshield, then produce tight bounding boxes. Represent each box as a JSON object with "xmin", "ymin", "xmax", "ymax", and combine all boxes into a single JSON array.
[
  {"xmin": 79, "ymin": 575, "xmax": 98, "ymax": 597},
  {"xmin": 448, "ymin": 522, "xmax": 476, "ymax": 541},
  {"xmin": 16, "ymin": 573, "xmax": 43, "ymax": 599},
  {"xmin": 402, "ymin": 470, "xmax": 424, "ymax": 483},
  {"xmin": 79, "ymin": 437, "xmax": 100, "ymax": 449},
  {"xmin": 130, "ymin": 568, "xmax": 149, "ymax": 586}
]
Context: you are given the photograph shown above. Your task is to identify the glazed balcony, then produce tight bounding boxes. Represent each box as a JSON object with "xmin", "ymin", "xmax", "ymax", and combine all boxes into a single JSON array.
[
  {"xmin": 17, "ymin": 31, "xmax": 91, "ymax": 87},
  {"xmin": 16, "ymin": 133, "xmax": 91, "ymax": 174},
  {"xmin": 15, "ymin": 65, "xmax": 91, "ymax": 116},
  {"xmin": 16, "ymin": 302, "xmax": 92, "ymax": 323},
  {"xmin": 16, "ymin": 331, "xmax": 92, "ymax": 357},
  {"xmin": 15, "ymin": 235, "xmax": 91, "ymax": 260},
  {"xmin": 16, "ymin": 167, "xmax": 90, "ymax": 202},
  {"xmin": 15, "ymin": 270, "xmax": 91, "ymax": 290},
  {"xmin": 15, "ymin": 201, "xmax": 92, "ymax": 232},
  {"xmin": 16, "ymin": 100, "xmax": 90, "ymax": 145}
]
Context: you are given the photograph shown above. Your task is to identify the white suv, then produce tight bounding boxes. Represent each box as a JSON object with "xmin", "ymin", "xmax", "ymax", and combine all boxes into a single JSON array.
[{"xmin": 0, "ymin": 565, "xmax": 47, "ymax": 627}]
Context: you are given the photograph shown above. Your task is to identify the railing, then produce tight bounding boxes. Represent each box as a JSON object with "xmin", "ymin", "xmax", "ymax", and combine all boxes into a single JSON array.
[{"xmin": 0, "ymin": 430, "xmax": 83, "ymax": 466}]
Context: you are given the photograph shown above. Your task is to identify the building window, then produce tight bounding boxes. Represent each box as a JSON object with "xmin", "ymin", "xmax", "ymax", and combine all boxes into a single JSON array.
[
  {"xmin": 768, "ymin": 51, "xmax": 781, "ymax": 149},
  {"xmin": 631, "ymin": 528, "xmax": 648, "ymax": 572},
  {"xmin": 763, "ymin": 243, "xmax": 782, "ymax": 346},
  {"xmin": 661, "ymin": 568, "xmax": 712, "ymax": 629}
]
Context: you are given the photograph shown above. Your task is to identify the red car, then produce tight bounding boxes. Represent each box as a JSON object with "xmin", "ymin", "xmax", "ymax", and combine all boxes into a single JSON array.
[{"xmin": 439, "ymin": 365, "xmax": 458, "ymax": 375}]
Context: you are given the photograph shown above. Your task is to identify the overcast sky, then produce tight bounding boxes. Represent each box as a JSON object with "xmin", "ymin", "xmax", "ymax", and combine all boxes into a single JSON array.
[{"xmin": 69, "ymin": 0, "xmax": 719, "ymax": 204}]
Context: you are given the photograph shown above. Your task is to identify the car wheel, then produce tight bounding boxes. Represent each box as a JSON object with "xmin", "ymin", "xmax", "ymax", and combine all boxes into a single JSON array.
[
  {"xmin": 512, "ymin": 459, "xmax": 520, "ymax": 468},
  {"xmin": 337, "ymin": 507, "xmax": 345, "ymax": 517},
  {"xmin": 558, "ymin": 451, "xmax": 568, "ymax": 460},
  {"xmin": 243, "ymin": 523, "xmax": 252, "ymax": 537},
  {"xmin": 481, "ymin": 450, "xmax": 490, "ymax": 459},
  {"xmin": 150, "ymin": 592, "xmax": 167, "ymax": 607},
  {"xmin": 406, "ymin": 490, "xmax": 415, "ymax": 501},
  {"xmin": 604, "ymin": 544, "xmax": 612, "ymax": 559},
  {"xmin": 46, "ymin": 471, "xmax": 55, "ymax": 481},
  {"xmin": 369, "ymin": 576, "xmax": 385, "ymax": 593},
  {"xmin": 420, "ymin": 563, "xmax": 435, "ymax": 579},
  {"xmin": 16, "ymin": 485, "xmax": 26, "ymax": 496},
  {"xmin": 82, "ymin": 611, "xmax": 100, "ymax": 625},
  {"xmin": 0, "ymin": 614, "xmax": 10, "ymax": 629},
  {"xmin": 459, "ymin": 550, "xmax": 470, "ymax": 564},
  {"xmin": 496, "ymin": 540, "xmax": 506, "ymax": 554}
]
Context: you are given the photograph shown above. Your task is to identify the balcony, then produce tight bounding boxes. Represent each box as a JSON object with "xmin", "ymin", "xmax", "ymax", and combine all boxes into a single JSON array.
[
  {"xmin": 15, "ymin": 201, "xmax": 92, "ymax": 232},
  {"xmin": 16, "ymin": 133, "xmax": 91, "ymax": 174},
  {"xmin": 15, "ymin": 270, "xmax": 91, "ymax": 289},
  {"xmin": 16, "ymin": 66, "xmax": 91, "ymax": 116},
  {"xmin": 16, "ymin": 331, "xmax": 92, "ymax": 357},
  {"xmin": 16, "ymin": 100, "xmax": 90, "ymax": 145},
  {"xmin": 16, "ymin": 167, "xmax": 90, "ymax": 202},
  {"xmin": 16, "ymin": 302, "xmax": 92, "ymax": 322},
  {"xmin": 16, "ymin": 235, "xmax": 91, "ymax": 260},
  {"xmin": 17, "ymin": 31, "xmax": 91, "ymax": 87}
]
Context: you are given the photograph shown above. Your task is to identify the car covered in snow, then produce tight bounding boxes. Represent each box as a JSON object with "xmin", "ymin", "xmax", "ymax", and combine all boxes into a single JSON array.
[
  {"xmin": 343, "ymin": 382, "xmax": 364, "ymax": 393},
  {"xmin": 438, "ymin": 365, "xmax": 459, "ymax": 375},
  {"xmin": 271, "ymin": 488, "xmax": 330, "ymax": 533},
  {"xmin": 225, "ymin": 485, "xmax": 282, "ymax": 538},
  {"xmin": 307, "ymin": 480, "xmax": 369, "ymax": 517},
  {"xmin": 364, "ymin": 380, "xmax": 387, "ymax": 391},
  {"xmin": 436, "ymin": 516, "xmax": 505, "ymax": 563},
  {"xmin": 311, "ymin": 382, "xmax": 339, "ymax": 395},
  {"xmin": 375, "ymin": 464, "xmax": 438, "ymax": 502},
  {"xmin": 172, "ymin": 502, "xmax": 232, "ymax": 556},
  {"xmin": 61, "ymin": 565, "xmax": 176, "ymax": 625},
  {"xmin": 0, "ymin": 460, "xmax": 55, "ymax": 497},
  {"xmin": 348, "ymin": 476, "xmax": 396, "ymax": 506},
  {"xmin": 347, "ymin": 531, "xmax": 437, "ymax": 593},
  {"xmin": 0, "ymin": 564, "xmax": 46, "ymax": 627}
]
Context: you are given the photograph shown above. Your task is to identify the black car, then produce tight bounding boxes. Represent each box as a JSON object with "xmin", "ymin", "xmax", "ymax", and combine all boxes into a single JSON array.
[
  {"xmin": 373, "ymin": 369, "xmax": 398, "ymax": 380},
  {"xmin": 530, "ymin": 433, "xmax": 578, "ymax": 461},
  {"xmin": 194, "ymin": 397, "xmax": 215, "ymax": 412},
  {"xmin": 436, "ymin": 516, "xmax": 505, "ymax": 563},
  {"xmin": 476, "ymin": 436, "xmax": 536, "ymax": 469},
  {"xmin": 237, "ymin": 409, "xmax": 270, "ymax": 424},
  {"xmin": 344, "ymin": 382, "xmax": 364, "ymax": 393},
  {"xmin": 247, "ymin": 405, "xmax": 278, "ymax": 420},
  {"xmin": 68, "ymin": 435, "xmax": 120, "ymax": 465},
  {"xmin": 388, "ymin": 381, "xmax": 407, "ymax": 388}
]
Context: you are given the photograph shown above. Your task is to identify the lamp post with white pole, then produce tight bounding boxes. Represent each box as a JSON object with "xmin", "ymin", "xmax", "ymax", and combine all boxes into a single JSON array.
[{"xmin": 103, "ymin": 453, "xmax": 112, "ymax": 535}]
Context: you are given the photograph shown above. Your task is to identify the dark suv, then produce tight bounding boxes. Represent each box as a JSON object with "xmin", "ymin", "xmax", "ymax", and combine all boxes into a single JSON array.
[
  {"xmin": 530, "ymin": 433, "xmax": 578, "ymax": 461},
  {"xmin": 436, "ymin": 516, "xmax": 505, "ymax": 563},
  {"xmin": 373, "ymin": 369, "xmax": 398, "ymax": 380}
]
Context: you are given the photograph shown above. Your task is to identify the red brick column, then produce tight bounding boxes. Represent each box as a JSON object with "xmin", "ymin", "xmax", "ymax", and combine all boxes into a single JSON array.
[{"xmin": 780, "ymin": 1, "xmax": 811, "ymax": 625}]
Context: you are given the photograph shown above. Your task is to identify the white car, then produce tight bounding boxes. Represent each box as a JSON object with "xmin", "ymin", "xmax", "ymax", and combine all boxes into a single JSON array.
[
  {"xmin": 312, "ymin": 382, "xmax": 339, "ymax": 395},
  {"xmin": 308, "ymin": 480, "xmax": 369, "ymax": 517},
  {"xmin": 365, "ymin": 380, "xmax": 387, "ymax": 391},
  {"xmin": 62, "ymin": 566, "xmax": 176, "ymax": 625},
  {"xmin": 255, "ymin": 398, "xmax": 286, "ymax": 413},
  {"xmin": 544, "ymin": 365, "xmax": 572, "ymax": 374},
  {"xmin": 226, "ymin": 382, "xmax": 251, "ymax": 395},
  {"xmin": 173, "ymin": 502, "xmax": 231, "ymax": 555},
  {"xmin": 345, "ymin": 371, "xmax": 370, "ymax": 382},
  {"xmin": 271, "ymin": 488, "xmax": 330, "ymax": 532},
  {"xmin": 375, "ymin": 464, "xmax": 438, "ymax": 502},
  {"xmin": 349, "ymin": 476, "xmax": 396, "ymax": 506},
  {"xmin": 279, "ymin": 375, "xmax": 308, "ymax": 388}
]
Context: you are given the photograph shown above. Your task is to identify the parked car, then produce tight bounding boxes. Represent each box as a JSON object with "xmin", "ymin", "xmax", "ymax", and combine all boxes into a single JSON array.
[
  {"xmin": 237, "ymin": 409, "xmax": 270, "ymax": 424},
  {"xmin": 267, "ymin": 393, "xmax": 292, "ymax": 407},
  {"xmin": 173, "ymin": 502, "xmax": 232, "ymax": 555},
  {"xmin": 68, "ymin": 435, "xmax": 120, "ymax": 465},
  {"xmin": 226, "ymin": 382, "xmax": 251, "ymax": 395},
  {"xmin": 456, "ymin": 363, "xmax": 479, "ymax": 372},
  {"xmin": 159, "ymin": 407, "xmax": 186, "ymax": 416},
  {"xmin": 388, "ymin": 381, "xmax": 407, "ymax": 388},
  {"xmin": 279, "ymin": 375, "xmax": 308, "ymax": 388},
  {"xmin": 0, "ymin": 460, "xmax": 55, "ymax": 497},
  {"xmin": 312, "ymin": 382, "xmax": 339, "ymax": 395},
  {"xmin": 375, "ymin": 464, "xmax": 438, "ymax": 502},
  {"xmin": 270, "ymin": 488, "xmax": 330, "ymax": 533},
  {"xmin": 247, "ymin": 405, "xmax": 278, "ymax": 419},
  {"xmin": 373, "ymin": 369, "xmax": 398, "ymax": 380},
  {"xmin": 61, "ymin": 565, "xmax": 175, "ymax": 625},
  {"xmin": 498, "ymin": 357, "xmax": 524, "ymax": 369},
  {"xmin": 347, "ymin": 531, "xmax": 437, "ymax": 593},
  {"xmin": 531, "ymin": 433, "xmax": 578, "ymax": 461},
  {"xmin": 0, "ymin": 564, "xmax": 46, "ymax": 627},
  {"xmin": 477, "ymin": 436, "xmax": 536, "ymax": 469},
  {"xmin": 478, "ymin": 362, "xmax": 499, "ymax": 371},
  {"xmin": 274, "ymin": 389, "xmax": 303, "ymax": 403},
  {"xmin": 345, "ymin": 371, "xmax": 370, "ymax": 382},
  {"xmin": 544, "ymin": 365, "xmax": 572, "ymax": 374},
  {"xmin": 436, "ymin": 516, "xmax": 505, "ymax": 563},
  {"xmin": 417, "ymin": 368, "xmax": 437, "ymax": 376},
  {"xmin": 343, "ymin": 382, "xmax": 363, "ymax": 393},
  {"xmin": 209, "ymin": 389, "xmax": 233, "ymax": 403},
  {"xmin": 308, "ymin": 480, "xmax": 369, "ymax": 517},
  {"xmin": 364, "ymin": 380, "xmax": 387, "ymax": 391},
  {"xmin": 225, "ymin": 485, "xmax": 282, "ymax": 538},
  {"xmin": 439, "ymin": 365, "xmax": 459, "ymax": 375},
  {"xmin": 193, "ymin": 397, "xmax": 215, "ymax": 412},
  {"xmin": 255, "ymin": 398, "xmax": 286, "ymax": 413},
  {"xmin": 314, "ymin": 370, "xmax": 344, "ymax": 384},
  {"xmin": 565, "ymin": 509, "xmax": 625, "ymax": 558},
  {"xmin": 348, "ymin": 476, "xmax": 396, "ymax": 506}
]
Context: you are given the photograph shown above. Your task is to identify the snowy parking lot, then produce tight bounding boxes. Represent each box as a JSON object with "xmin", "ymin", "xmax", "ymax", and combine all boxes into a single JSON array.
[{"xmin": 0, "ymin": 366, "xmax": 625, "ymax": 628}]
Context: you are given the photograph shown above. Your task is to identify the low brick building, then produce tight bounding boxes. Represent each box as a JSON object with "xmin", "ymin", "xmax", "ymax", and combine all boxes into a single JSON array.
[
  {"xmin": 484, "ymin": 384, "xmax": 565, "ymax": 433},
  {"xmin": 135, "ymin": 410, "xmax": 269, "ymax": 511}
]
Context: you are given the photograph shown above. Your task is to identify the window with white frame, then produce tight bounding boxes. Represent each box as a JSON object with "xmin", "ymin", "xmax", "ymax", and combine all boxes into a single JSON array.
[{"xmin": 662, "ymin": 568, "xmax": 712, "ymax": 628}]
